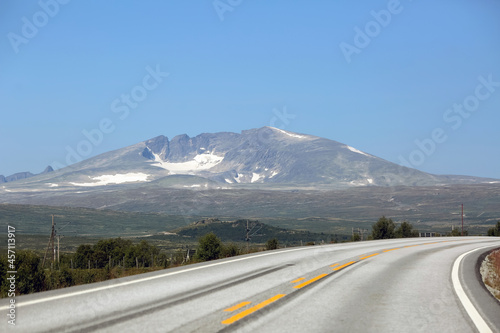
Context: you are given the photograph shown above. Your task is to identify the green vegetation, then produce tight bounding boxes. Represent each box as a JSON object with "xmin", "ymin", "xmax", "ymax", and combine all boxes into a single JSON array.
[
  {"xmin": 0, "ymin": 203, "xmax": 189, "ymax": 239},
  {"xmin": 174, "ymin": 219, "xmax": 329, "ymax": 245},
  {"xmin": 265, "ymin": 238, "xmax": 279, "ymax": 250},
  {"xmin": 221, "ymin": 243, "xmax": 241, "ymax": 258},
  {"xmin": 194, "ymin": 232, "xmax": 222, "ymax": 262},
  {"xmin": 73, "ymin": 238, "xmax": 167, "ymax": 269},
  {"xmin": 487, "ymin": 221, "xmax": 500, "ymax": 236},
  {"xmin": 371, "ymin": 216, "xmax": 396, "ymax": 239},
  {"xmin": 0, "ymin": 233, "xmax": 272, "ymax": 297},
  {"xmin": 371, "ymin": 217, "xmax": 419, "ymax": 240},
  {"xmin": 395, "ymin": 221, "xmax": 419, "ymax": 238},
  {"xmin": 447, "ymin": 228, "xmax": 469, "ymax": 236},
  {"xmin": 0, "ymin": 238, "xmax": 171, "ymax": 298}
]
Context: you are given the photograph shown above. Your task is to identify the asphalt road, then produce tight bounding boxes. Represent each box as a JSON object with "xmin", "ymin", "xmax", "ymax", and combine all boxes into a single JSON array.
[{"xmin": 1, "ymin": 237, "xmax": 499, "ymax": 332}]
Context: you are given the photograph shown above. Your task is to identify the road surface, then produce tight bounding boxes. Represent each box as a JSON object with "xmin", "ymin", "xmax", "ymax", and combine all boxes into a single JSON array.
[{"xmin": 1, "ymin": 237, "xmax": 499, "ymax": 332}]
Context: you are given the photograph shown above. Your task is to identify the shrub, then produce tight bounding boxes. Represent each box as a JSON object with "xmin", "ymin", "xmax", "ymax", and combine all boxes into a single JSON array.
[
  {"xmin": 265, "ymin": 238, "xmax": 279, "ymax": 250},
  {"xmin": 195, "ymin": 232, "xmax": 222, "ymax": 262},
  {"xmin": 371, "ymin": 216, "xmax": 396, "ymax": 239},
  {"xmin": 16, "ymin": 250, "xmax": 45, "ymax": 294},
  {"xmin": 222, "ymin": 243, "xmax": 241, "ymax": 257},
  {"xmin": 395, "ymin": 221, "xmax": 419, "ymax": 238}
]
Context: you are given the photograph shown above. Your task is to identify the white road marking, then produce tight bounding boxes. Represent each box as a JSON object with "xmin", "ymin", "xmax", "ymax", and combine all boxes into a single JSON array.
[{"xmin": 451, "ymin": 245, "xmax": 494, "ymax": 333}]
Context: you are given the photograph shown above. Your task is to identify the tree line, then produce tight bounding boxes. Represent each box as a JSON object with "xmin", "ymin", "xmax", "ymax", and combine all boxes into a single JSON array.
[
  {"xmin": 0, "ymin": 235, "xmax": 281, "ymax": 297},
  {"xmin": 370, "ymin": 216, "xmax": 419, "ymax": 239},
  {"xmin": 0, "ymin": 238, "xmax": 175, "ymax": 297},
  {"xmin": 488, "ymin": 221, "xmax": 500, "ymax": 236},
  {"xmin": 194, "ymin": 232, "xmax": 279, "ymax": 262},
  {"xmin": 370, "ymin": 216, "xmax": 500, "ymax": 239},
  {"xmin": 2, "ymin": 219, "xmax": 497, "ymax": 297}
]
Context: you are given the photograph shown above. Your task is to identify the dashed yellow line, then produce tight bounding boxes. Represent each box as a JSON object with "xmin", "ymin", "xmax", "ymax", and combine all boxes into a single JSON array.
[
  {"xmin": 360, "ymin": 253, "xmax": 379, "ymax": 260},
  {"xmin": 383, "ymin": 248, "xmax": 400, "ymax": 252},
  {"xmin": 224, "ymin": 301, "xmax": 251, "ymax": 312},
  {"xmin": 224, "ymin": 241, "xmax": 448, "ymax": 325},
  {"xmin": 221, "ymin": 294, "xmax": 286, "ymax": 325},
  {"xmin": 293, "ymin": 274, "xmax": 328, "ymax": 289},
  {"xmin": 333, "ymin": 261, "xmax": 356, "ymax": 271}
]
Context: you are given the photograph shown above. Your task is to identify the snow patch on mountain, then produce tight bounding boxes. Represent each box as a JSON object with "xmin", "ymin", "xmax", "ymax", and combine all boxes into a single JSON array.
[
  {"xmin": 149, "ymin": 151, "xmax": 224, "ymax": 174},
  {"xmin": 183, "ymin": 184, "xmax": 208, "ymax": 188},
  {"xmin": 271, "ymin": 127, "xmax": 307, "ymax": 139},
  {"xmin": 234, "ymin": 174, "xmax": 242, "ymax": 183},
  {"xmin": 70, "ymin": 173, "xmax": 150, "ymax": 187},
  {"xmin": 251, "ymin": 173, "xmax": 263, "ymax": 183},
  {"xmin": 345, "ymin": 145, "xmax": 371, "ymax": 157}
]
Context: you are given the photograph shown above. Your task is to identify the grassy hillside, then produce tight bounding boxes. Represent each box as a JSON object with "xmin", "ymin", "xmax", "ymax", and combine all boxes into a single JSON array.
[
  {"xmin": 0, "ymin": 204, "xmax": 347, "ymax": 252},
  {"xmin": 170, "ymin": 218, "xmax": 333, "ymax": 245},
  {"xmin": 0, "ymin": 203, "xmax": 191, "ymax": 237}
]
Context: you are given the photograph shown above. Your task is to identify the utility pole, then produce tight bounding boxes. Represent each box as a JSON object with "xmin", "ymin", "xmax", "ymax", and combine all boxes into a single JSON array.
[
  {"xmin": 244, "ymin": 220, "xmax": 263, "ymax": 252},
  {"xmin": 57, "ymin": 234, "xmax": 60, "ymax": 264},
  {"xmin": 42, "ymin": 215, "xmax": 56, "ymax": 268},
  {"xmin": 55, "ymin": 221, "xmax": 71, "ymax": 266},
  {"xmin": 246, "ymin": 220, "xmax": 250, "ymax": 253}
]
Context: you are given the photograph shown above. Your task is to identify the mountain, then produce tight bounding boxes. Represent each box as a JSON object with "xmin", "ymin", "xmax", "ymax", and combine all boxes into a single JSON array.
[
  {"xmin": 1, "ymin": 127, "xmax": 494, "ymax": 190},
  {"xmin": 0, "ymin": 166, "xmax": 53, "ymax": 184},
  {"xmin": 1, "ymin": 127, "xmax": 499, "ymax": 235}
]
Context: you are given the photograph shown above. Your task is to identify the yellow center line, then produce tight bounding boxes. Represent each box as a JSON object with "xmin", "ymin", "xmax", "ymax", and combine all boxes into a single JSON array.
[
  {"xmin": 424, "ymin": 242, "xmax": 439, "ymax": 245},
  {"xmin": 221, "ymin": 294, "xmax": 286, "ymax": 325},
  {"xmin": 293, "ymin": 274, "xmax": 328, "ymax": 289},
  {"xmin": 330, "ymin": 263, "xmax": 339, "ymax": 268},
  {"xmin": 360, "ymin": 253, "xmax": 379, "ymax": 260},
  {"xmin": 224, "ymin": 301, "xmax": 251, "ymax": 312},
  {"xmin": 333, "ymin": 261, "xmax": 356, "ymax": 271},
  {"xmin": 383, "ymin": 248, "xmax": 400, "ymax": 252},
  {"xmin": 290, "ymin": 277, "xmax": 305, "ymax": 283},
  {"xmin": 404, "ymin": 245, "xmax": 419, "ymax": 248}
]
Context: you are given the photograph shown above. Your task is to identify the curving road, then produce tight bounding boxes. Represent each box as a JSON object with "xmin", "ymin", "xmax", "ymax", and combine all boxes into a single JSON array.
[{"xmin": 1, "ymin": 237, "xmax": 499, "ymax": 332}]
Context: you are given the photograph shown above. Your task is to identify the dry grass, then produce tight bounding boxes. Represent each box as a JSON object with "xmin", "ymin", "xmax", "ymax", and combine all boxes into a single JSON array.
[{"xmin": 482, "ymin": 249, "xmax": 500, "ymax": 300}]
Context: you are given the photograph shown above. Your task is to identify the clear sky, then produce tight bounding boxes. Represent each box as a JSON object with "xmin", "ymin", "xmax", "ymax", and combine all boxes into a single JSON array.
[{"xmin": 1, "ymin": 0, "xmax": 499, "ymax": 179}]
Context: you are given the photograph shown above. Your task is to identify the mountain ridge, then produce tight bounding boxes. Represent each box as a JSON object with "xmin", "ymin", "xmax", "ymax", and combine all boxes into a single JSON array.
[
  {"xmin": 0, "ymin": 165, "xmax": 53, "ymax": 184},
  {"xmin": 1, "ymin": 127, "xmax": 497, "ymax": 190}
]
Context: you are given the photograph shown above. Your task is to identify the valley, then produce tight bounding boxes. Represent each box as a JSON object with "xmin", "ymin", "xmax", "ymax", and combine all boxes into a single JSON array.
[{"xmin": 1, "ymin": 127, "xmax": 499, "ymax": 252}]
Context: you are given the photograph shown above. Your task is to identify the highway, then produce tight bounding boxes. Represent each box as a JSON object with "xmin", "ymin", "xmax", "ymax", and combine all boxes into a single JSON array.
[{"xmin": 1, "ymin": 237, "xmax": 499, "ymax": 332}]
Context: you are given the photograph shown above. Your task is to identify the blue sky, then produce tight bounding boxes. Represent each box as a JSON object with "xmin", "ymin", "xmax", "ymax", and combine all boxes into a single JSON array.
[{"xmin": 1, "ymin": 0, "xmax": 499, "ymax": 179}]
